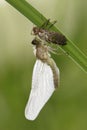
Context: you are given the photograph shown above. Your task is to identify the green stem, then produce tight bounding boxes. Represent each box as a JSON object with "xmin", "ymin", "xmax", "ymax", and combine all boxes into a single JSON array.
[{"xmin": 5, "ymin": 0, "xmax": 87, "ymax": 72}]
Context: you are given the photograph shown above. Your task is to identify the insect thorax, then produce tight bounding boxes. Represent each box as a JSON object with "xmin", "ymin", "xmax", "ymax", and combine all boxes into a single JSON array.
[{"xmin": 36, "ymin": 44, "xmax": 49, "ymax": 62}]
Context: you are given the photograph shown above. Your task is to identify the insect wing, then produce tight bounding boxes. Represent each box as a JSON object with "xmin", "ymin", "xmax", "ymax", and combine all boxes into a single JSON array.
[{"xmin": 25, "ymin": 59, "xmax": 55, "ymax": 120}]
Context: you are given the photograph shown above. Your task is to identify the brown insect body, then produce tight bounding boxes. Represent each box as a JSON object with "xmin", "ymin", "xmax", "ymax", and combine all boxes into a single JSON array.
[
  {"xmin": 33, "ymin": 27, "xmax": 67, "ymax": 45},
  {"xmin": 32, "ymin": 38, "xmax": 49, "ymax": 62},
  {"xmin": 31, "ymin": 38, "xmax": 59, "ymax": 88}
]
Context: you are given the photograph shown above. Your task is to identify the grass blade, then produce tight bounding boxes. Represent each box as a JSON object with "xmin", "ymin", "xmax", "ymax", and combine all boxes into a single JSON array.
[{"xmin": 5, "ymin": 0, "xmax": 87, "ymax": 72}]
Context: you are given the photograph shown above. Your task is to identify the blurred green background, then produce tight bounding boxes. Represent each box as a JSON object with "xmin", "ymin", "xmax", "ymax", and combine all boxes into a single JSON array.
[{"xmin": 0, "ymin": 0, "xmax": 87, "ymax": 130}]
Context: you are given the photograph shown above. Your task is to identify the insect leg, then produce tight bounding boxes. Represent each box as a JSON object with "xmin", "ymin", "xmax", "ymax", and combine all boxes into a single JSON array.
[
  {"xmin": 48, "ymin": 45, "xmax": 60, "ymax": 55},
  {"xmin": 48, "ymin": 44, "xmax": 68, "ymax": 56},
  {"xmin": 47, "ymin": 20, "xmax": 57, "ymax": 29},
  {"xmin": 40, "ymin": 19, "xmax": 50, "ymax": 29}
]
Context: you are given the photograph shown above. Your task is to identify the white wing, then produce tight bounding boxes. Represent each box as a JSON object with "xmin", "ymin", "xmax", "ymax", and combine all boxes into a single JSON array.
[{"xmin": 25, "ymin": 59, "xmax": 55, "ymax": 120}]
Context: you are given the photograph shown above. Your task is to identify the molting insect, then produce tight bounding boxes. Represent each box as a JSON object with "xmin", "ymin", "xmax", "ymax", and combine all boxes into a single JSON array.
[
  {"xmin": 25, "ymin": 38, "xmax": 60, "ymax": 120},
  {"xmin": 32, "ymin": 19, "xmax": 67, "ymax": 46}
]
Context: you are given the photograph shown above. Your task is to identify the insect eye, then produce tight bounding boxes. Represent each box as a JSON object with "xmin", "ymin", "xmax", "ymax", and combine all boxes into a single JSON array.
[
  {"xmin": 32, "ymin": 39, "xmax": 37, "ymax": 45},
  {"xmin": 33, "ymin": 27, "xmax": 39, "ymax": 35},
  {"xmin": 31, "ymin": 38, "xmax": 41, "ymax": 45}
]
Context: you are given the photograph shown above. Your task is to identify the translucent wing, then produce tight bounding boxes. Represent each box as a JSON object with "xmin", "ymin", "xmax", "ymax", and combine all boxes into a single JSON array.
[{"xmin": 25, "ymin": 59, "xmax": 55, "ymax": 120}]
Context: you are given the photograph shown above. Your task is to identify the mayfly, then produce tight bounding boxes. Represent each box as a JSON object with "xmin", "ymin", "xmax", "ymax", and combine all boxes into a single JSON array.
[
  {"xmin": 32, "ymin": 19, "xmax": 67, "ymax": 46},
  {"xmin": 25, "ymin": 38, "xmax": 60, "ymax": 120}
]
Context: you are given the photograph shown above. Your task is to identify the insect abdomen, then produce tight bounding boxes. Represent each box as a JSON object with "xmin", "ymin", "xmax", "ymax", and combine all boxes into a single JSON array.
[
  {"xmin": 46, "ymin": 58, "xmax": 59, "ymax": 88},
  {"xmin": 49, "ymin": 33, "xmax": 67, "ymax": 45}
]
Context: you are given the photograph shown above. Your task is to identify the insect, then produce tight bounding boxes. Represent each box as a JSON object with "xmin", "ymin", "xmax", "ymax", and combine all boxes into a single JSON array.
[
  {"xmin": 32, "ymin": 19, "xmax": 67, "ymax": 46},
  {"xmin": 25, "ymin": 38, "xmax": 60, "ymax": 120}
]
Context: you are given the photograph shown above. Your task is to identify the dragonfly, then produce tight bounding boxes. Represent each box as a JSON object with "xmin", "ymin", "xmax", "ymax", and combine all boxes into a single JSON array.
[
  {"xmin": 25, "ymin": 38, "xmax": 60, "ymax": 120},
  {"xmin": 32, "ymin": 19, "xmax": 67, "ymax": 46}
]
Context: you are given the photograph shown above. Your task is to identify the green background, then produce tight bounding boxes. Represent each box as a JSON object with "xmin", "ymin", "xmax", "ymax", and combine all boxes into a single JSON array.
[{"xmin": 0, "ymin": 0, "xmax": 87, "ymax": 130}]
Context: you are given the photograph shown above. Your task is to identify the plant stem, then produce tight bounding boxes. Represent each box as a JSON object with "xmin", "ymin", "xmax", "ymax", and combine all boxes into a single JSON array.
[{"xmin": 5, "ymin": 0, "xmax": 87, "ymax": 72}]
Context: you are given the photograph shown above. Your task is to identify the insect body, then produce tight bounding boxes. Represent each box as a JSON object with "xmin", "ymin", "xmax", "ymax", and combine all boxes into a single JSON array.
[
  {"xmin": 32, "ymin": 20, "xmax": 67, "ymax": 45},
  {"xmin": 25, "ymin": 38, "xmax": 60, "ymax": 120}
]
